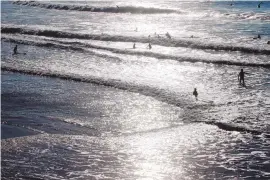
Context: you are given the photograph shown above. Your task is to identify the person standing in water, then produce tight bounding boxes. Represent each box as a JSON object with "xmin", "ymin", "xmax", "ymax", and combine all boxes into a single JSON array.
[
  {"xmin": 133, "ymin": 43, "xmax": 136, "ymax": 49},
  {"xmin": 193, "ymin": 88, "xmax": 198, "ymax": 100},
  {"xmin": 165, "ymin": 32, "xmax": 171, "ymax": 39},
  {"xmin": 238, "ymin": 69, "xmax": 247, "ymax": 86},
  {"xmin": 13, "ymin": 45, "xmax": 18, "ymax": 55},
  {"xmin": 148, "ymin": 43, "xmax": 152, "ymax": 49}
]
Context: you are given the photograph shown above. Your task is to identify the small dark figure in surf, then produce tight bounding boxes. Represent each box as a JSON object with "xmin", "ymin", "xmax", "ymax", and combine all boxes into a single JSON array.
[
  {"xmin": 193, "ymin": 88, "xmax": 198, "ymax": 101},
  {"xmin": 135, "ymin": 27, "xmax": 138, "ymax": 32},
  {"xmin": 133, "ymin": 43, "xmax": 136, "ymax": 49},
  {"xmin": 148, "ymin": 43, "xmax": 152, "ymax": 49},
  {"xmin": 165, "ymin": 32, "xmax": 171, "ymax": 39},
  {"xmin": 258, "ymin": 2, "xmax": 262, "ymax": 8},
  {"xmin": 190, "ymin": 35, "xmax": 194, "ymax": 38},
  {"xmin": 13, "ymin": 45, "xmax": 18, "ymax": 55},
  {"xmin": 267, "ymin": 41, "xmax": 270, "ymax": 45},
  {"xmin": 238, "ymin": 69, "xmax": 246, "ymax": 86},
  {"xmin": 253, "ymin": 34, "xmax": 261, "ymax": 40}
]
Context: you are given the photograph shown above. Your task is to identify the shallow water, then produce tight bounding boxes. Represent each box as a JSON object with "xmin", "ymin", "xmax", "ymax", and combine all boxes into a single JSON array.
[{"xmin": 1, "ymin": 0, "xmax": 270, "ymax": 179}]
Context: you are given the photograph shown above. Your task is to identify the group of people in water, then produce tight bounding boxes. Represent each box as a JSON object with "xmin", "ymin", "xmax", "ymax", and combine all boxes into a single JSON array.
[
  {"xmin": 11, "ymin": 44, "xmax": 251, "ymax": 102},
  {"xmin": 132, "ymin": 30, "xmax": 172, "ymax": 50},
  {"xmin": 193, "ymin": 69, "xmax": 248, "ymax": 101},
  {"xmin": 131, "ymin": 28, "xmax": 269, "ymax": 50}
]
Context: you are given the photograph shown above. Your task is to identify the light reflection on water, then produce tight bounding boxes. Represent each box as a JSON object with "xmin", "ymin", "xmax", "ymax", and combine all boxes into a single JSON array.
[
  {"xmin": 1, "ymin": 0, "xmax": 270, "ymax": 179},
  {"xmin": 2, "ymin": 126, "xmax": 269, "ymax": 179}
]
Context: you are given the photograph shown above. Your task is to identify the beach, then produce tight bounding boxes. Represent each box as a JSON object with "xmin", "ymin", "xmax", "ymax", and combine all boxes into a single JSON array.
[{"xmin": 1, "ymin": 1, "xmax": 270, "ymax": 179}]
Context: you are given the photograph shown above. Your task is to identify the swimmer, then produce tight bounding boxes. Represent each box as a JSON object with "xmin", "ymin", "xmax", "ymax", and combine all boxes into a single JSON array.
[{"xmin": 258, "ymin": 2, "xmax": 262, "ymax": 8}]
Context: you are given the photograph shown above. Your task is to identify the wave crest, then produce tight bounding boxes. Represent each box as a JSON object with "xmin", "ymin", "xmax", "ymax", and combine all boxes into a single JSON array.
[
  {"xmin": 13, "ymin": 1, "xmax": 178, "ymax": 14},
  {"xmin": 2, "ymin": 25, "xmax": 270, "ymax": 56},
  {"xmin": 2, "ymin": 36, "xmax": 270, "ymax": 68}
]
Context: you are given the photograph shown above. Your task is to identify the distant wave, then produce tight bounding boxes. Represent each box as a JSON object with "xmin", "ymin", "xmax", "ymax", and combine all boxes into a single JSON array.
[
  {"xmin": 2, "ymin": 26, "xmax": 270, "ymax": 56},
  {"xmin": 121, "ymin": 121, "xmax": 270, "ymax": 137},
  {"xmin": 225, "ymin": 12, "xmax": 270, "ymax": 21},
  {"xmin": 194, "ymin": 121, "xmax": 270, "ymax": 137},
  {"xmin": 2, "ymin": 36, "xmax": 270, "ymax": 68},
  {"xmin": 12, "ymin": 1, "xmax": 178, "ymax": 14}
]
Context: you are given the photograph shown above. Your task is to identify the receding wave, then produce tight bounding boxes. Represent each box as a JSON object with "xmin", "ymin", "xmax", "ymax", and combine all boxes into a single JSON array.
[
  {"xmin": 1, "ymin": 66, "xmax": 194, "ymax": 109},
  {"xmin": 13, "ymin": 1, "xmax": 178, "ymax": 14},
  {"xmin": 193, "ymin": 121, "xmax": 270, "ymax": 137},
  {"xmin": 2, "ymin": 26, "xmax": 270, "ymax": 56},
  {"xmin": 2, "ymin": 36, "xmax": 270, "ymax": 68}
]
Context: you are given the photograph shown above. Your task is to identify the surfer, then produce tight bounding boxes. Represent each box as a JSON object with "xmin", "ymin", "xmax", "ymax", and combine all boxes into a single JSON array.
[
  {"xmin": 267, "ymin": 41, "xmax": 270, "ymax": 45},
  {"xmin": 238, "ymin": 69, "xmax": 246, "ymax": 86},
  {"xmin": 253, "ymin": 34, "xmax": 261, "ymax": 39},
  {"xmin": 258, "ymin": 2, "xmax": 262, "ymax": 8},
  {"xmin": 13, "ymin": 45, "xmax": 18, "ymax": 55},
  {"xmin": 148, "ymin": 43, "xmax": 152, "ymax": 49},
  {"xmin": 193, "ymin": 88, "xmax": 198, "ymax": 100},
  {"xmin": 133, "ymin": 43, "xmax": 136, "ymax": 49}
]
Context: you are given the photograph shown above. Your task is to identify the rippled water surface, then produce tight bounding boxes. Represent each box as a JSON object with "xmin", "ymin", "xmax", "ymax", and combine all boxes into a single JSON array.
[{"xmin": 1, "ymin": 0, "xmax": 270, "ymax": 179}]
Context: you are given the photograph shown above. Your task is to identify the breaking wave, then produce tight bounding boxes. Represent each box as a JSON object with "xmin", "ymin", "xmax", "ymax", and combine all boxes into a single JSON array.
[
  {"xmin": 226, "ymin": 12, "xmax": 270, "ymax": 21},
  {"xmin": 2, "ymin": 36, "xmax": 270, "ymax": 68},
  {"xmin": 2, "ymin": 26, "xmax": 270, "ymax": 55},
  {"xmin": 13, "ymin": 1, "xmax": 178, "ymax": 14}
]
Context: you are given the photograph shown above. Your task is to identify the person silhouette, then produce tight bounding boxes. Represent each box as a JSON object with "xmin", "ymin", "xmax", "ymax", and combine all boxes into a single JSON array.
[
  {"xmin": 148, "ymin": 43, "xmax": 152, "ymax": 49},
  {"xmin": 258, "ymin": 2, "xmax": 262, "ymax": 8},
  {"xmin": 238, "ymin": 69, "xmax": 246, "ymax": 86},
  {"xmin": 253, "ymin": 34, "xmax": 261, "ymax": 39},
  {"xmin": 13, "ymin": 45, "xmax": 18, "ymax": 55},
  {"xmin": 165, "ymin": 32, "xmax": 171, "ymax": 39},
  {"xmin": 133, "ymin": 43, "xmax": 136, "ymax": 49},
  {"xmin": 193, "ymin": 88, "xmax": 198, "ymax": 100}
]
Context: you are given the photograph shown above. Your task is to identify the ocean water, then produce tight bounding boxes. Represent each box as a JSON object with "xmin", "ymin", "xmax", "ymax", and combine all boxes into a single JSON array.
[{"xmin": 1, "ymin": 1, "xmax": 270, "ymax": 179}]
